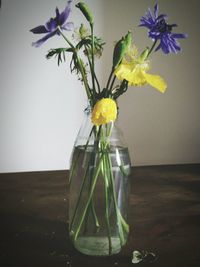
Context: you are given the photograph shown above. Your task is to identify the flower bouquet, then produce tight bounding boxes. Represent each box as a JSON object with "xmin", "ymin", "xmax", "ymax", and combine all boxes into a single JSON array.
[{"xmin": 30, "ymin": 1, "xmax": 187, "ymax": 256}]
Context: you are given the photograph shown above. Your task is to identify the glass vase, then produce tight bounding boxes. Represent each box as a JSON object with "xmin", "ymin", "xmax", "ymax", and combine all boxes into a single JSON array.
[{"xmin": 68, "ymin": 108, "xmax": 131, "ymax": 256}]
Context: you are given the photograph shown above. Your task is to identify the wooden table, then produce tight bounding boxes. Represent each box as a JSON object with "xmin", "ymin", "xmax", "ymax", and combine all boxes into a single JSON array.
[{"xmin": 0, "ymin": 164, "xmax": 199, "ymax": 267}]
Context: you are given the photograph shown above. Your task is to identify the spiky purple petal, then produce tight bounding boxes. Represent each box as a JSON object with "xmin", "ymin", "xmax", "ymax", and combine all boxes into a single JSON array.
[{"xmin": 140, "ymin": 3, "xmax": 187, "ymax": 54}]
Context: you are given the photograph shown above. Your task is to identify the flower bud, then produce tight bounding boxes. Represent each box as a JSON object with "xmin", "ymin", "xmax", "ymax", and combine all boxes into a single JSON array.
[
  {"xmin": 112, "ymin": 37, "xmax": 126, "ymax": 69},
  {"xmin": 125, "ymin": 31, "xmax": 132, "ymax": 50},
  {"xmin": 139, "ymin": 48, "xmax": 149, "ymax": 62},
  {"xmin": 113, "ymin": 31, "xmax": 132, "ymax": 69},
  {"xmin": 76, "ymin": 2, "xmax": 94, "ymax": 25},
  {"xmin": 79, "ymin": 23, "xmax": 89, "ymax": 39}
]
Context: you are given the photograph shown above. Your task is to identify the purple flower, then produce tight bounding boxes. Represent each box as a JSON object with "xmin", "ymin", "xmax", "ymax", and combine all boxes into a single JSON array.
[
  {"xmin": 30, "ymin": 1, "xmax": 73, "ymax": 47},
  {"xmin": 140, "ymin": 3, "xmax": 187, "ymax": 54}
]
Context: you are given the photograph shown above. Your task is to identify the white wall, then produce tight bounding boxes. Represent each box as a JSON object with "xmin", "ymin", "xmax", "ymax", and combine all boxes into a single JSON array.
[{"xmin": 0, "ymin": 0, "xmax": 199, "ymax": 173}]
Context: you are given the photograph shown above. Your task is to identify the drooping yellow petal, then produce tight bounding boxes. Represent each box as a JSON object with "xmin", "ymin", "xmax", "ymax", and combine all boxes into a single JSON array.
[
  {"xmin": 143, "ymin": 73, "xmax": 167, "ymax": 93},
  {"xmin": 114, "ymin": 45, "xmax": 167, "ymax": 93},
  {"xmin": 91, "ymin": 98, "xmax": 117, "ymax": 126},
  {"xmin": 126, "ymin": 68, "xmax": 147, "ymax": 86}
]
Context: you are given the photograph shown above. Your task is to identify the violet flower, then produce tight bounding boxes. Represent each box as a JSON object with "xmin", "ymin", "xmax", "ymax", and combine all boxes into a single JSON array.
[
  {"xmin": 140, "ymin": 3, "xmax": 187, "ymax": 54},
  {"xmin": 30, "ymin": 0, "xmax": 73, "ymax": 47}
]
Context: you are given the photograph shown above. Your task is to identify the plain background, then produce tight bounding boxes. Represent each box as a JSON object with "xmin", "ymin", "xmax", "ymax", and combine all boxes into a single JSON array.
[{"xmin": 0, "ymin": 0, "xmax": 199, "ymax": 173}]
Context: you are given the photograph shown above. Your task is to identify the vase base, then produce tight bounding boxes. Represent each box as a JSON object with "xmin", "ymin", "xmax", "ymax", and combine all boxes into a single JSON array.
[{"xmin": 74, "ymin": 236, "xmax": 122, "ymax": 256}]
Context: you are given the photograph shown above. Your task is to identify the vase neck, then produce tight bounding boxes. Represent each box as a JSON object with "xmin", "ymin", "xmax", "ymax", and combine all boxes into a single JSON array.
[{"xmin": 74, "ymin": 108, "xmax": 127, "ymax": 149}]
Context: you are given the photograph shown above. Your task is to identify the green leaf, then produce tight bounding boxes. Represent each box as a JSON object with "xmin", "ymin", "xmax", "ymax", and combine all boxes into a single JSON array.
[
  {"xmin": 76, "ymin": 35, "xmax": 105, "ymax": 58},
  {"xmin": 46, "ymin": 48, "xmax": 73, "ymax": 66}
]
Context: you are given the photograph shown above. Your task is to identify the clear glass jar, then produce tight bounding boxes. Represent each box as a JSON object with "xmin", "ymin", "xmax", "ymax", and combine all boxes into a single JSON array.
[{"xmin": 68, "ymin": 108, "xmax": 131, "ymax": 256}]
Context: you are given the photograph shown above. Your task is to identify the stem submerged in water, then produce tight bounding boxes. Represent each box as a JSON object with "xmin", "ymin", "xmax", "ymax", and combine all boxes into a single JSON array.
[
  {"xmin": 69, "ymin": 123, "xmax": 130, "ymax": 254},
  {"xmin": 73, "ymin": 154, "xmax": 103, "ymax": 241}
]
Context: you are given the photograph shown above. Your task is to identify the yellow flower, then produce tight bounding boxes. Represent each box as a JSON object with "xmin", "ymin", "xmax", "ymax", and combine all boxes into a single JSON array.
[
  {"xmin": 114, "ymin": 46, "xmax": 167, "ymax": 93},
  {"xmin": 91, "ymin": 98, "xmax": 117, "ymax": 126}
]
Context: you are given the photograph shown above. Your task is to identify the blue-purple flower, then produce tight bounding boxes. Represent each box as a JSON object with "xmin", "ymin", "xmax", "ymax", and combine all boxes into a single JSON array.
[
  {"xmin": 30, "ymin": 0, "xmax": 73, "ymax": 47},
  {"xmin": 140, "ymin": 3, "xmax": 187, "ymax": 54}
]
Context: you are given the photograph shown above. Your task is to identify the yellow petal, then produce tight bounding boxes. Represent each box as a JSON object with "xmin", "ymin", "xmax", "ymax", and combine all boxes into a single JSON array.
[
  {"xmin": 114, "ymin": 62, "xmax": 132, "ymax": 81},
  {"xmin": 144, "ymin": 73, "xmax": 167, "ymax": 93},
  {"xmin": 115, "ymin": 62, "xmax": 147, "ymax": 86},
  {"xmin": 91, "ymin": 98, "xmax": 117, "ymax": 126},
  {"xmin": 126, "ymin": 68, "xmax": 147, "ymax": 86}
]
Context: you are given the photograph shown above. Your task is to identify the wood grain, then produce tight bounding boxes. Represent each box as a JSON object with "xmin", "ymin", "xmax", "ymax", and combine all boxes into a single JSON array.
[{"xmin": 0, "ymin": 164, "xmax": 199, "ymax": 267}]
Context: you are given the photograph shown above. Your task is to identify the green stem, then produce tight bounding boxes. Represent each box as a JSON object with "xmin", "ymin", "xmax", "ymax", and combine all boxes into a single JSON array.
[
  {"xmin": 147, "ymin": 40, "xmax": 158, "ymax": 58},
  {"xmin": 109, "ymin": 75, "xmax": 116, "ymax": 96},
  {"xmin": 83, "ymin": 192, "xmax": 100, "ymax": 234},
  {"xmin": 73, "ymin": 154, "xmax": 103, "ymax": 241},
  {"xmin": 58, "ymin": 26, "xmax": 74, "ymax": 48},
  {"xmin": 105, "ymin": 153, "xmax": 125, "ymax": 246},
  {"xmin": 69, "ymin": 158, "xmax": 91, "ymax": 233},
  {"xmin": 86, "ymin": 127, "xmax": 101, "ymax": 231},
  {"xmin": 106, "ymin": 67, "xmax": 114, "ymax": 93},
  {"xmin": 103, "ymin": 123, "xmax": 129, "ymax": 237},
  {"xmin": 68, "ymin": 149, "xmax": 80, "ymax": 185},
  {"xmin": 84, "ymin": 44, "xmax": 101, "ymax": 94},
  {"xmin": 91, "ymin": 197, "xmax": 100, "ymax": 230},
  {"xmin": 83, "ymin": 140, "xmax": 100, "ymax": 233},
  {"xmin": 100, "ymin": 129, "xmax": 112, "ymax": 254},
  {"xmin": 119, "ymin": 212, "xmax": 129, "ymax": 233},
  {"xmin": 103, "ymin": 155, "xmax": 112, "ymax": 255},
  {"xmin": 90, "ymin": 23, "xmax": 96, "ymax": 93},
  {"xmin": 58, "ymin": 28, "xmax": 93, "ymax": 102},
  {"xmin": 69, "ymin": 126, "xmax": 100, "ymax": 233},
  {"xmin": 100, "ymin": 125, "xmax": 126, "ymax": 246},
  {"xmin": 69, "ymin": 126, "xmax": 95, "ymax": 185},
  {"xmin": 114, "ymin": 79, "xmax": 128, "ymax": 100},
  {"xmin": 76, "ymin": 55, "xmax": 93, "ymax": 101},
  {"xmin": 93, "ymin": 71, "xmax": 101, "ymax": 94},
  {"xmin": 71, "ymin": 126, "xmax": 102, "ymax": 241}
]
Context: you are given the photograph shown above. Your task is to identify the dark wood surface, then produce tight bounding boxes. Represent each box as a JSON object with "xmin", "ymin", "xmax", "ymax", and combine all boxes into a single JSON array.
[{"xmin": 0, "ymin": 164, "xmax": 200, "ymax": 267}]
